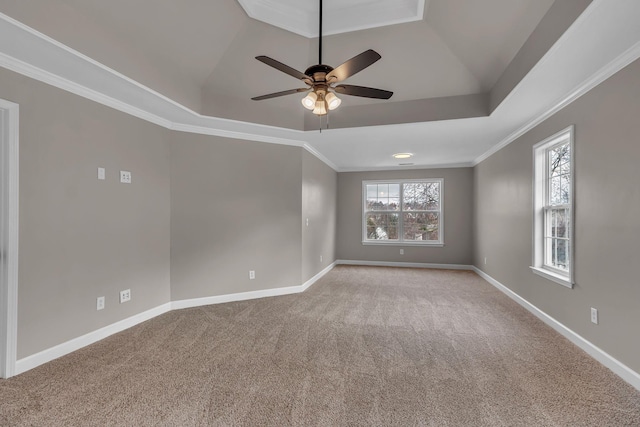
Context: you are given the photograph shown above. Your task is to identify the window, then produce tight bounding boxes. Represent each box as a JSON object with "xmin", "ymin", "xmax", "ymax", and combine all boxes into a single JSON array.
[
  {"xmin": 531, "ymin": 126, "xmax": 574, "ymax": 288},
  {"xmin": 363, "ymin": 179, "xmax": 443, "ymax": 245}
]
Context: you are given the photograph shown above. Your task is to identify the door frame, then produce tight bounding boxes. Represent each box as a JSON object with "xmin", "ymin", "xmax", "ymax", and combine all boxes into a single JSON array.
[{"xmin": 0, "ymin": 99, "xmax": 19, "ymax": 378}]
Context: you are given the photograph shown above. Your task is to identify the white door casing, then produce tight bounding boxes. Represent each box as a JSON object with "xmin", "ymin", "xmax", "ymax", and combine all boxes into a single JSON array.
[{"xmin": 0, "ymin": 99, "xmax": 19, "ymax": 379}]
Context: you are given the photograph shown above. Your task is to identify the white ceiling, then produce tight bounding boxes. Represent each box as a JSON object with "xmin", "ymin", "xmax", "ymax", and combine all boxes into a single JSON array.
[
  {"xmin": 237, "ymin": 0, "xmax": 426, "ymax": 38},
  {"xmin": 0, "ymin": 0, "xmax": 639, "ymax": 171}
]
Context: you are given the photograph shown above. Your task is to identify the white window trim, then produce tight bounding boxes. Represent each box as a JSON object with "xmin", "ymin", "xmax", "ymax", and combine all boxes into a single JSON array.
[
  {"xmin": 362, "ymin": 178, "xmax": 444, "ymax": 246},
  {"xmin": 531, "ymin": 125, "xmax": 574, "ymax": 288}
]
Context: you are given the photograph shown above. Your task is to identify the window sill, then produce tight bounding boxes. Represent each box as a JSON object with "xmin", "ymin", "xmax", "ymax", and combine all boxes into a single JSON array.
[
  {"xmin": 530, "ymin": 266, "xmax": 573, "ymax": 289},
  {"xmin": 362, "ymin": 241, "xmax": 444, "ymax": 247}
]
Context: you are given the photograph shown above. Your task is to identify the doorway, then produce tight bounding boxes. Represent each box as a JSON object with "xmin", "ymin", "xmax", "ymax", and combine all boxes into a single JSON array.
[{"xmin": 0, "ymin": 99, "xmax": 19, "ymax": 378}]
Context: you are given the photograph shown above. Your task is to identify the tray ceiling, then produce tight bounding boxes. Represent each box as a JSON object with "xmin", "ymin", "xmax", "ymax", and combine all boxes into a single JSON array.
[
  {"xmin": 3, "ymin": 1, "xmax": 637, "ymax": 170},
  {"xmin": 237, "ymin": 0, "xmax": 426, "ymax": 38}
]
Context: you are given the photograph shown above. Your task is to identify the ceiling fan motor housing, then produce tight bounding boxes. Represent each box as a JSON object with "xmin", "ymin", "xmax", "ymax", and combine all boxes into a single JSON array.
[{"xmin": 305, "ymin": 64, "xmax": 334, "ymax": 83}]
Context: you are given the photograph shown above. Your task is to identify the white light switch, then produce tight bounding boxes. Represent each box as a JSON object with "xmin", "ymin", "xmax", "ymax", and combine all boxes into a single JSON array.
[
  {"xmin": 120, "ymin": 171, "xmax": 132, "ymax": 184},
  {"xmin": 97, "ymin": 167, "xmax": 106, "ymax": 180}
]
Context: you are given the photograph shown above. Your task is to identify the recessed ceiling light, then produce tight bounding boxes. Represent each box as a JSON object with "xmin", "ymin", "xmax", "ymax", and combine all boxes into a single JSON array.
[{"xmin": 393, "ymin": 153, "xmax": 413, "ymax": 159}]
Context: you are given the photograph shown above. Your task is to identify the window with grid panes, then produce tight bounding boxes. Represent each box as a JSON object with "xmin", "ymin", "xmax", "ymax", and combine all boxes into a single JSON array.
[
  {"xmin": 362, "ymin": 179, "xmax": 443, "ymax": 245},
  {"xmin": 531, "ymin": 126, "xmax": 574, "ymax": 288}
]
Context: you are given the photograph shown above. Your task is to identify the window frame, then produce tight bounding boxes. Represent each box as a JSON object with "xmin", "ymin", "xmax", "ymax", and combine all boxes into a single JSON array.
[
  {"xmin": 362, "ymin": 178, "xmax": 444, "ymax": 246},
  {"xmin": 531, "ymin": 126, "xmax": 575, "ymax": 288}
]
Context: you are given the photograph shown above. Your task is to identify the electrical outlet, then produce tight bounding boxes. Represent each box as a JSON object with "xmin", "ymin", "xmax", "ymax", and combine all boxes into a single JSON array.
[
  {"xmin": 306, "ymin": 218, "xmax": 309, "ymax": 227},
  {"xmin": 484, "ymin": 257, "xmax": 487, "ymax": 265},
  {"xmin": 120, "ymin": 289, "xmax": 131, "ymax": 303},
  {"xmin": 320, "ymin": 255, "xmax": 323, "ymax": 263},
  {"xmin": 120, "ymin": 170, "xmax": 132, "ymax": 184},
  {"xmin": 249, "ymin": 270, "xmax": 255, "ymax": 280},
  {"xmin": 591, "ymin": 307, "xmax": 598, "ymax": 324},
  {"xmin": 97, "ymin": 296, "xmax": 105, "ymax": 310},
  {"xmin": 97, "ymin": 167, "xmax": 106, "ymax": 180},
  {"xmin": 400, "ymin": 249, "xmax": 404, "ymax": 255}
]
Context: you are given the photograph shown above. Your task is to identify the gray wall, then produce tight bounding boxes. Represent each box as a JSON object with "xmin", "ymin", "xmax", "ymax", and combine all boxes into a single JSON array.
[
  {"xmin": 301, "ymin": 150, "xmax": 337, "ymax": 282},
  {"xmin": 1, "ymin": 66, "xmax": 338, "ymax": 361},
  {"xmin": 0, "ymin": 68, "xmax": 172, "ymax": 359},
  {"xmin": 169, "ymin": 133, "xmax": 304, "ymax": 300},
  {"xmin": 336, "ymin": 168, "xmax": 474, "ymax": 265},
  {"xmin": 5, "ymin": 25, "xmax": 638, "ymax": 381},
  {"xmin": 474, "ymin": 57, "xmax": 640, "ymax": 373}
]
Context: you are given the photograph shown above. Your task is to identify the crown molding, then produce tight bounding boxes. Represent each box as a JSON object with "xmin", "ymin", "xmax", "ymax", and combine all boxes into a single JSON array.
[
  {"xmin": 0, "ymin": 11, "xmax": 458, "ymax": 174},
  {"xmin": 472, "ymin": 0, "xmax": 640, "ymax": 166},
  {"xmin": 0, "ymin": 52, "xmax": 175, "ymax": 129},
  {"xmin": 473, "ymin": 38, "xmax": 640, "ymax": 166},
  {"xmin": 302, "ymin": 143, "xmax": 339, "ymax": 171},
  {"xmin": 2, "ymin": 0, "xmax": 640, "ymax": 173},
  {"xmin": 0, "ymin": 12, "xmax": 337, "ymax": 163},
  {"xmin": 0, "ymin": 11, "xmax": 465, "ymax": 174},
  {"xmin": 170, "ymin": 122, "xmax": 305, "ymax": 148}
]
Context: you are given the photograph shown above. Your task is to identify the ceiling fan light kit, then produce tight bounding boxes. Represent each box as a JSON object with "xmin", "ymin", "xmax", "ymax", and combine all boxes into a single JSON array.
[
  {"xmin": 325, "ymin": 92, "xmax": 341, "ymax": 110},
  {"xmin": 313, "ymin": 93, "xmax": 328, "ymax": 116},
  {"xmin": 252, "ymin": 0, "xmax": 392, "ymax": 120},
  {"xmin": 301, "ymin": 91, "xmax": 317, "ymax": 109}
]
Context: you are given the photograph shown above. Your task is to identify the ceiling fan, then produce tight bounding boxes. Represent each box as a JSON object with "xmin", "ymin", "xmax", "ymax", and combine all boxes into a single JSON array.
[{"xmin": 251, "ymin": 0, "xmax": 393, "ymax": 117}]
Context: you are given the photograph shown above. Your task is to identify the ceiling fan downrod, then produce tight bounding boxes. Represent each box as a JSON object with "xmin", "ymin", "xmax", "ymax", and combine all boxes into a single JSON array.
[
  {"xmin": 251, "ymin": 0, "xmax": 393, "ymax": 117},
  {"xmin": 319, "ymin": 0, "xmax": 323, "ymax": 65}
]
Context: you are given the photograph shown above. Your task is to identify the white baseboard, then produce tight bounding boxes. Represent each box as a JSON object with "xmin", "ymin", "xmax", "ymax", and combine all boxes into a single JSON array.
[
  {"xmin": 14, "ymin": 262, "xmax": 336, "ymax": 376},
  {"xmin": 473, "ymin": 267, "xmax": 640, "ymax": 392},
  {"xmin": 337, "ymin": 259, "xmax": 473, "ymax": 270},
  {"xmin": 20, "ymin": 261, "xmax": 639, "ymax": 394},
  {"xmin": 172, "ymin": 262, "xmax": 336, "ymax": 310},
  {"xmin": 301, "ymin": 262, "xmax": 336, "ymax": 291},
  {"xmin": 15, "ymin": 303, "xmax": 172, "ymax": 375}
]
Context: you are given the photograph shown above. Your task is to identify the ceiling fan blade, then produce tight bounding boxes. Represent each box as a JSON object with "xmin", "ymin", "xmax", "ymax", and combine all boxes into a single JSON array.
[
  {"xmin": 252, "ymin": 88, "xmax": 309, "ymax": 101},
  {"xmin": 326, "ymin": 49, "xmax": 382, "ymax": 82},
  {"xmin": 334, "ymin": 84, "xmax": 393, "ymax": 99},
  {"xmin": 255, "ymin": 56, "xmax": 312, "ymax": 84}
]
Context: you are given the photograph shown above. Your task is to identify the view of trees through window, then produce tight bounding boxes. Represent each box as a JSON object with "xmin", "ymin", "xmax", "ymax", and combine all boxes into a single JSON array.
[
  {"xmin": 546, "ymin": 142, "xmax": 571, "ymax": 271},
  {"xmin": 532, "ymin": 126, "xmax": 573, "ymax": 286},
  {"xmin": 364, "ymin": 180, "xmax": 441, "ymax": 243}
]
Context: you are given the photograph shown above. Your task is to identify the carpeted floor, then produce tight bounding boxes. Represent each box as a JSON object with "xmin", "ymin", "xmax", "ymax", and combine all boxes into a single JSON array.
[{"xmin": 1, "ymin": 266, "xmax": 639, "ymax": 426}]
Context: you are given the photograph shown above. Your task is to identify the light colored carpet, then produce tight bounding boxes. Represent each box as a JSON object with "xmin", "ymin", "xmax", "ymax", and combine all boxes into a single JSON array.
[{"xmin": 1, "ymin": 266, "xmax": 639, "ymax": 426}]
